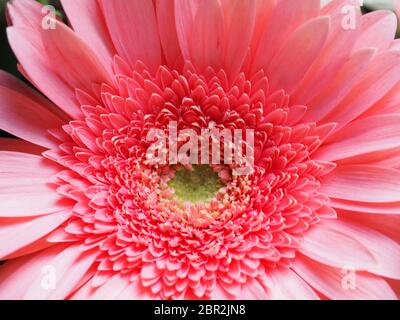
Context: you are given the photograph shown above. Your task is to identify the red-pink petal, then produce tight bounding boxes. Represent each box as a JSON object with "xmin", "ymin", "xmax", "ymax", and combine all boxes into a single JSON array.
[
  {"xmin": 60, "ymin": 0, "xmax": 116, "ymax": 76},
  {"xmin": 99, "ymin": 0, "xmax": 162, "ymax": 71},
  {"xmin": 315, "ymin": 114, "xmax": 400, "ymax": 161},
  {"xmin": 267, "ymin": 16, "xmax": 330, "ymax": 93},
  {"xmin": 321, "ymin": 165, "xmax": 400, "ymax": 203},
  {"xmin": 293, "ymin": 255, "xmax": 397, "ymax": 300},
  {"xmin": 300, "ymin": 219, "xmax": 400, "ymax": 279},
  {"xmin": 0, "ymin": 210, "xmax": 71, "ymax": 259},
  {"xmin": 0, "ymin": 85, "xmax": 64, "ymax": 149}
]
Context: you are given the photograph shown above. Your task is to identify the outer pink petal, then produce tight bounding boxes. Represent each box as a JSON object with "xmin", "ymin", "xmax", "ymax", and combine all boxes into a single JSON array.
[
  {"xmin": 0, "ymin": 210, "xmax": 71, "ymax": 259},
  {"xmin": 26, "ymin": 245, "xmax": 98, "ymax": 300},
  {"xmin": 221, "ymin": 0, "xmax": 256, "ymax": 79},
  {"xmin": 320, "ymin": 0, "xmax": 361, "ymax": 15},
  {"xmin": 7, "ymin": 1, "xmax": 81, "ymax": 118},
  {"xmin": 339, "ymin": 211, "xmax": 400, "ymax": 244},
  {"xmin": 267, "ymin": 16, "xmax": 330, "ymax": 94},
  {"xmin": 0, "ymin": 244, "xmax": 66, "ymax": 299},
  {"xmin": 209, "ymin": 283, "xmax": 236, "ymax": 300},
  {"xmin": 363, "ymin": 81, "xmax": 400, "ymax": 116},
  {"xmin": 0, "ymin": 84, "xmax": 65, "ymax": 149},
  {"xmin": 155, "ymin": 0, "xmax": 182, "ymax": 67},
  {"xmin": 99, "ymin": 0, "xmax": 162, "ymax": 71},
  {"xmin": 269, "ymin": 268, "xmax": 319, "ymax": 300},
  {"xmin": 190, "ymin": 0, "xmax": 225, "ymax": 72},
  {"xmin": 304, "ymin": 48, "xmax": 376, "ymax": 122},
  {"xmin": 174, "ymin": 0, "xmax": 202, "ymax": 61},
  {"xmin": 71, "ymin": 274, "xmax": 130, "ymax": 300},
  {"xmin": 61, "ymin": 0, "xmax": 115, "ymax": 76},
  {"xmin": 293, "ymin": 255, "xmax": 397, "ymax": 300},
  {"xmin": 235, "ymin": 278, "xmax": 270, "ymax": 300},
  {"xmin": 116, "ymin": 281, "xmax": 154, "ymax": 300},
  {"xmin": 353, "ymin": 11, "xmax": 398, "ymax": 52},
  {"xmin": 0, "ymin": 152, "xmax": 71, "ymax": 217},
  {"xmin": 315, "ymin": 114, "xmax": 400, "ymax": 161},
  {"xmin": 367, "ymin": 148, "xmax": 400, "ymax": 169},
  {"xmin": 4, "ymin": 235, "xmax": 56, "ymax": 261},
  {"xmin": 321, "ymin": 165, "xmax": 400, "ymax": 203},
  {"xmin": 0, "ymin": 244, "xmax": 98, "ymax": 300},
  {"xmin": 41, "ymin": 20, "xmax": 113, "ymax": 92},
  {"xmin": 0, "ymin": 70, "xmax": 66, "ymax": 120},
  {"xmin": 250, "ymin": 0, "xmax": 320, "ymax": 74},
  {"xmin": 331, "ymin": 198, "xmax": 400, "ymax": 215},
  {"xmin": 334, "ymin": 146, "xmax": 400, "ymax": 170},
  {"xmin": 6, "ymin": 0, "xmax": 43, "ymax": 32},
  {"xmin": 300, "ymin": 219, "xmax": 400, "ymax": 279},
  {"xmin": 321, "ymin": 51, "xmax": 400, "ymax": 130},
  {"xmin": 291, "ymin": 1, "xmax": 361, "ymax": 104},
  {"xmin": 0, "ymin": 151, "xmax": 60, "ymax": 177},
  {"xmin": 246, "ymin": 0, "xmax": 276, "ymax": 69}
]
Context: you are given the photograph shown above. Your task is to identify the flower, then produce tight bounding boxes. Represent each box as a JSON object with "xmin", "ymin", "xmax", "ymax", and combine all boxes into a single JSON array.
[{"xmin": 0, "ymin": 0, "xmax": 399, "ymax": 300}]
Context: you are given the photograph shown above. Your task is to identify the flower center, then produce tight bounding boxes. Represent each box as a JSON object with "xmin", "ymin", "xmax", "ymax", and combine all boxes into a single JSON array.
[
  {"xmin": 49, "ymin": 60, "xmax": 338, "ymax": 299},
  {"xmin": 168, "ymin": 165, "xmax": 223, "ymax": 204}
]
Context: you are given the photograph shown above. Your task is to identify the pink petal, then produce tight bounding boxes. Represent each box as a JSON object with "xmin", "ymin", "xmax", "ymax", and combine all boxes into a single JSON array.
[
  {"xmin": 4, "ymin": 235, "xmax": 55, "ymax": 261},
  {"xmin": 331, "ymin": 198, "xmax": 400, "ymax": 215},
  {"xmin": 155, "ymin": 0, "xmax": 182, "ymax": 67},
  {"xmin": 267, "ymin": 16, "xmax": 330, "ymax": 94},
  {"xmin": 72, "ymin": 274, "xmax": 129, "ymax": 300},
  {"xmin": 304, "ymin": 48, "xmax": 376, "ymax": 122},
  {"xmin": 174, "ymin": 0, "xmax": 202, "ymax": 61},
  {"xmin": 0, "ymin": 85, "xmax": 64, "ymax": 149},
  {"xmin": 209, "ymin": 283, "xmax": 236, "ymax": 300},
  {"xmin": 0, "ymin": 70, "xmax": 66, "ymax": 120},
  {"xmin": 116, "ymin": 281, "xmax": 154, "ymax": 300},
  {"xmin": 0, "ymin": 151, "xmax": 60, "ymax": 177},
  {"xmin": 41, "ymin": 20, "xmax": 113, "ymax": 92},
  {"xmin": 235, "ymin": 278, "xmax": 269, "ymax": 300},
  {"xmin": 321, "ymin": 0, "xmax": 361, "ymax": 15},
  {"xmin": 321, "ymin": 165, "xmax": 400, "ymax": 203},
  {"xmin": 339, "ymin": 210, "xmax": 400, "ymax": 244},
  {"xmin": 0, "ymin": 244, "xmax": 67, "ymax": 299},
  {"xmin": 291, "ymin": 4, "xmax": 361, "ymax": 104},
  {"xmin": 246, "ymin": 0, "xmax": 276, "ymax": 67},
  {"xmin": 99, "ymin": 0, "xmax": 161, "ymax": 71},
  {"xmin": 0, "ymin": 210, "xmax": 71, "ymax": 259},
  {"xmin": 251, "ymin": 0, "xmax": 320, "ymax": 74},
  {"xmin": 0, "ymin": 244, "xmax": 98, "ymax": 299},
  {"xmin": 7, "ymin": 27, "xmax": 81, "ymax": 118},
  {"xmin": 300, "ymin": 219, "xmax": 400, "ymax": 279},
  {"xmin": 269, "ymin": 268, "xmax": 319, "ymax": 300},
  {"xmin": 293, "ymin": 255, "xmax": 397, "ymax": 300},
  {"xmin": 353, "ymin": 11, "xmax": 398, "ymax": 52},
  {"xmin": 6, "ymin": 0, "xmax": 43, "ymax": 32},
  {"xmin": 365, "ymin": 81, "xmax": 400, "ymax": 116},
  {"xmin": 0, "ymin": 152, "xmax": 70, "ymax": 217},
  {"xmin": 321, "ymin": 51, "xmax": 400, "ymax": 130},
  {"xmin": 222, "ymin": 0, "xmax": 256, "ymax": 79},
  {"xmin": 190, "ymin": 0, "xmax": 225, "ymax": 72},
  {"xmin": 315, "ymin": 114, "xmax": 400, "ymax": 161},
  {"xmin": 60, "ymin": 0, "xmax": 115, "ymax": 76}
]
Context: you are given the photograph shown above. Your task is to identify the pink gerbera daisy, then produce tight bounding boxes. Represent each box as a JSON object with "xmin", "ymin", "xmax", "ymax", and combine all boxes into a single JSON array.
[{"xmin": 0, "ymin": 0, "xmax": 400, "ymax": 300}]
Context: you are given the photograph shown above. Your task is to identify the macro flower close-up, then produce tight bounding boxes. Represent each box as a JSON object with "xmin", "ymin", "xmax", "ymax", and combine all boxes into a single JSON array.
[{"xmin": 0, "ymin": 0, "xmax": 400, "ymax": 300}]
